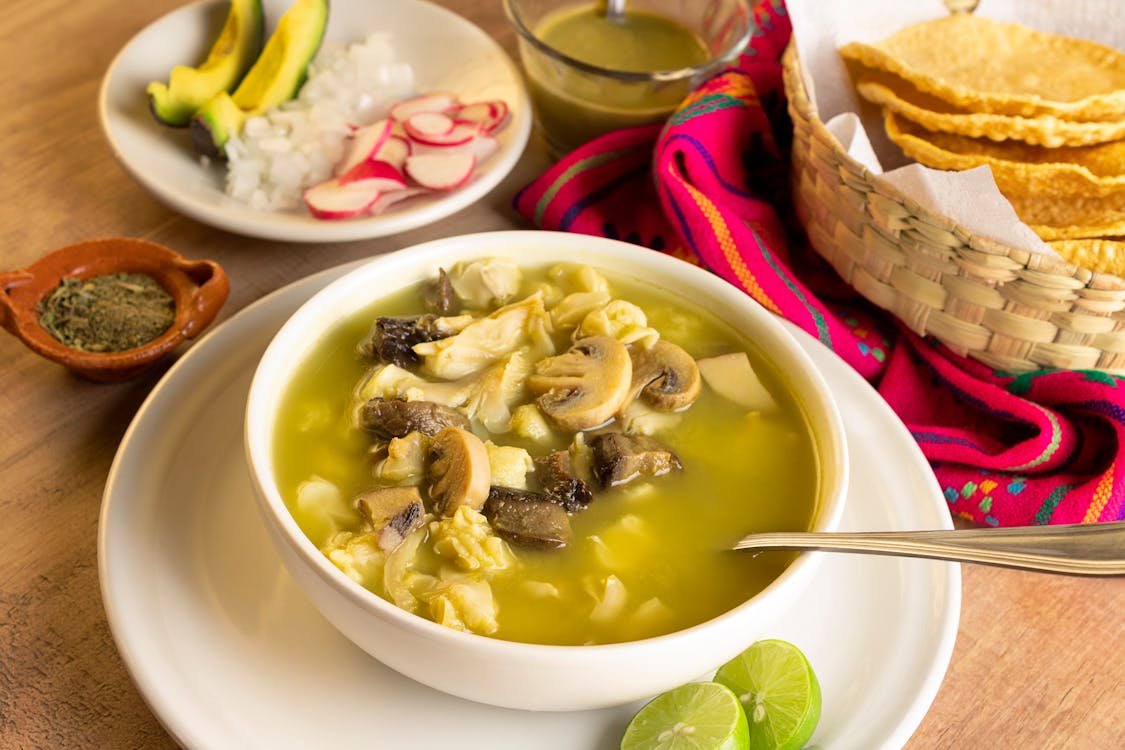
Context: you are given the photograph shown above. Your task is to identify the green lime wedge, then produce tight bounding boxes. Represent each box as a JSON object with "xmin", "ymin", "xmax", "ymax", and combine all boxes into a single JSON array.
[
  {"xmin": 620, "ymin": 681, "xmax": 750, "ymax": 750},
  {"xmin": 713, "ymin": 639, "xmax": 821, "ymax": 750}
]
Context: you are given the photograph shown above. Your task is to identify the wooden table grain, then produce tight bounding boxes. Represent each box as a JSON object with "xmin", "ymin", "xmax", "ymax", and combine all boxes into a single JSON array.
[{"xmin": 0, "ymin": 1, "xmax": 1121, "ymax": 747}]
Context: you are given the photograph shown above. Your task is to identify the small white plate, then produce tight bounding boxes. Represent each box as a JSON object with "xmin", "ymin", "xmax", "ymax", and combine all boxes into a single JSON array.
[
  {"xmin": 98, "ymin": 0, "xmax": 531, "ymax": 242},
  {"xmin": 99, "ymin": 261, "xmax": 960, "ymax": 750}
]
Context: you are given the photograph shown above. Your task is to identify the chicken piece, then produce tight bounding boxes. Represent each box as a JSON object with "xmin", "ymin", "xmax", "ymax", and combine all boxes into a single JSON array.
[{"xmin": 413, "ymin": 294, "xmax": 553, "ymax": 380}]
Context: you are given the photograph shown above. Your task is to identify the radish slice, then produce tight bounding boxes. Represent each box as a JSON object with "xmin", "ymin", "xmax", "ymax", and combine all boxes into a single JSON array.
[
  {"xmin": 405, "ymin": 111, "xmax": 455, "ymax": 140},
  {"xmin": 411, "ymin": 134, "xmax": 500, "ymax": 162},
  {"xmin": 407, "ymin": 122, "xmax": 479, "ymax": 147},
  {"xmin": 374, "ymin": 135, "xmax": 411, "ymax": 170},
  {"xmin": 454, "ymin": 100, "xmax": 509, "ymax": 134},
  {"xmin": 405, "ymin": 152, "xmax": 477, "ymax": 190},
  {"xmin": 334, "ymin": 119, "xmax": 393, "ymax": 177},
  {"xmin": 304, "ymin": 179, "xmax": 381, "ymax": 219},
  {"xmin": 368, "ymin": 187, "xmax": 431, "ymax": 216},
  {"xmin": 389, "ymin": 92, "xmax": 460, "ymax": 121},
  {"xmin": 338, "ymin": 159, "xmax": 408, "ymax": 192}
]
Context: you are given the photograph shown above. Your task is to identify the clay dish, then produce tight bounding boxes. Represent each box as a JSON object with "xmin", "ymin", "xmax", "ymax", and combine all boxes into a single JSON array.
[{"xmin": 0, "ymin": 237, "xmax": 229, "ymax": 382}]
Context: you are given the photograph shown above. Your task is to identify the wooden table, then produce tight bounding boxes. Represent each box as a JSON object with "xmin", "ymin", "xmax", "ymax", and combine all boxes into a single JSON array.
[{"xmin": 1, "ymin": 1, "xmax": 1122, "ymax": 747}]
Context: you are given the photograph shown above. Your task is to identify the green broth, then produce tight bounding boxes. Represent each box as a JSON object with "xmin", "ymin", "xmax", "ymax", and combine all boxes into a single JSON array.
[{"xmin": 272, "ymin": 264, "xmax": 819, "ymax": 645}]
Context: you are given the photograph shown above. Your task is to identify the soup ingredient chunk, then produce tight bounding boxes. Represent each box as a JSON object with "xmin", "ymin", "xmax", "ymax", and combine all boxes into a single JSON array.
[
  {"xmin": 428, "ymin": 427, "xmax": 491, "ymax": 515},
  {"xmin": 620, "ymin": 681, "xmax": 750, "ymax": 750},
  {"xmin": 484, "ymin": 487, "xmax": 573, "ymax": 550},
  {"xmin": 697, "ymin": 353, "xmax": 777, "ymax": 412},
  {"xmin": 424, "ymin": 268, "xmax": 457, "ymax": 314},
  {"xmin": 534, "ymin": 450, "xmax": 594, "ymax": 512},
  {"xmin": 359, "ymin": 397, "xmax": 470, "ymax": 438},
  {"xmin": 629, "ymin": 339, "xmax": 702, "ymax": 412},
  {"xmin": 414, "ymin": 294, "xmax": 552, "ymax": 380},
  {"xmin": 527, "ymin": 336, "xmax": 633, "ymax": 431},
  {"xmin": 713, "ymin": 639, "xmax": 821, "ymax": 750},
  {"xmin": 355, "ymin": 486, "xmax": 425, "ymax": 552},
  {"xmin": 589, "ymin": 433, "xmax": 682, "ymax": 488},
  {"xmin": 360, "ymin": 314, "xmax": 456, "ymax": 367}
]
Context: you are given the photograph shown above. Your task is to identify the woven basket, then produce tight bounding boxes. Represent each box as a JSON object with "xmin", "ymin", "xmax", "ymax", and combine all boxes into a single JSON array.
[{"xmin": 782, "ymin": 43, "xmax": 1125, "ymax": 373}]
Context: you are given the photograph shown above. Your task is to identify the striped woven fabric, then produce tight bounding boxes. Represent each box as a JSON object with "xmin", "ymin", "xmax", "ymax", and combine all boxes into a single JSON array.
[{"xmin": 513, "ymin": 0, "xmax": 1125, "ymax": 526}]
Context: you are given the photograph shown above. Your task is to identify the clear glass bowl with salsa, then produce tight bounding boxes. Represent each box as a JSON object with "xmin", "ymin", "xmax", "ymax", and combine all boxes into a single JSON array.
[{"xmin": 504, "ymin": 0, "xmax": 753, "ymax": 154}]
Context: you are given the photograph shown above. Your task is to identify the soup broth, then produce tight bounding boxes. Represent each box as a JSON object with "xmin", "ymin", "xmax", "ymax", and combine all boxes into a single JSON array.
[{"xmin": 272, "ymin": 261, "xmax": 819, "ymax": 645}]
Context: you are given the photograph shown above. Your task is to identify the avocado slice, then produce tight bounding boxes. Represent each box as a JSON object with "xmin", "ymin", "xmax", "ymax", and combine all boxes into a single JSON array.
[
  {"xmin": 190, "ymin": 0, "xmax": 329, "ymax": 158},
  {"xmin": 146, "ymin": 0, "xmax": 265, "ymax": 127}
]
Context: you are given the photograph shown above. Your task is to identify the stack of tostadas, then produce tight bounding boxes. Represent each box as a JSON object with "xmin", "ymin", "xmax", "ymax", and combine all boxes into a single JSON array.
[{"xmin": 841, "ymin": 14, "xmax": 1125, "ymax": 275}]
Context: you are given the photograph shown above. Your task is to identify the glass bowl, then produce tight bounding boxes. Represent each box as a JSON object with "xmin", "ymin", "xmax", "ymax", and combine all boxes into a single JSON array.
[{"xmin": 504, "ymin": 0, "xmax": 753, "ymax": 153}]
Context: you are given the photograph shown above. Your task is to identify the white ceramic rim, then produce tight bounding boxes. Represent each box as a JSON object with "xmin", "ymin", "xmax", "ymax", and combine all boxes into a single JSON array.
[
  {"xmin": 97, "ymin": 0, "xmax": 532, "ymax": 242},
  {"xmin": 244, "ymin": 230, "xmax": 848, "ymax": 662}
]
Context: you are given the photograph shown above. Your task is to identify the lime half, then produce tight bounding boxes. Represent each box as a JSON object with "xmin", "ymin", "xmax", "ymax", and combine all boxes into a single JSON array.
[
  {"xmin": 620, "ymin": 681, "xmax": 750, "ymax": 750},
  {"xmin": 713, "ymin": 639, "xmax": 821, "ymax": 750}
]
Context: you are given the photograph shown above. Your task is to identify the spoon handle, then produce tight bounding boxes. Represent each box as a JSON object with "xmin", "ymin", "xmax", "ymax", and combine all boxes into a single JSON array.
[{"xmin": 732, "ymin": 521, "xmax": 1125, "ymax": 575}]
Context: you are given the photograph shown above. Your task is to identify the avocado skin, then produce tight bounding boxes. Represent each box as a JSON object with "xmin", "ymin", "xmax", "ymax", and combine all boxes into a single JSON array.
[
  {"xmin": 147, "ymin": 0, "xmax": 265, "ymax": 127},
  {"xmin": 191, "ymin": 0, "xmax": 329, "ymax": 157}
]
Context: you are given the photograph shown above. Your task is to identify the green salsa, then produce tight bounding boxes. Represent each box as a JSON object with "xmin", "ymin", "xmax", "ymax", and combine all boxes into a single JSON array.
[
  {"xmin": 521, "ymin": 3, "xmax": 710, "ymax": 152},
  {"xmin": 272, "ymin": 262, "xmax": 819, "ymax": 646},
  {"xmin": 537, "ymin": 5, "xmax": 709, "ymax": 73}
]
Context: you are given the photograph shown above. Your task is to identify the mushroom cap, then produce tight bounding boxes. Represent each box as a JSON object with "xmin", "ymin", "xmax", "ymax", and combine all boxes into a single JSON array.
[
  {"xmin": 354, "ymin": 485, "xmax": 426, "ymax": 552},
  {"xmin": 359, "ymin": 397, "xmax": 472, "ymax": 438},
  {"xmin": 526, "ymin": 336, "xmax": 633, "ymax": 432},
  {"xmin": 427, "ymin": 427, "xmax": 492, "ymax": 516},
  {"xmin": 484, "ymin": 487, "xmax": 573, "ymax": 550},
  {"xmin": 629, "ymin": 340, "xmax": 702, "ymax": 412}
]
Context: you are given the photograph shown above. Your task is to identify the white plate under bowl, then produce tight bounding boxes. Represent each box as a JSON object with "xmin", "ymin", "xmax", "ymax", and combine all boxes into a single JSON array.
[
  {"xmin": 98, "ymin": 0, "xmax": 532, "ymax": 242},
  {"xmin": 98, "ymin": 261, "xmax": 960, "ymax": 750}
]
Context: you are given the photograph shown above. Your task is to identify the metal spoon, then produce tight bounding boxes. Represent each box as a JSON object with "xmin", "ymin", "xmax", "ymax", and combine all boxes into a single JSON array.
[
  {"xmin": 601, "ymin": 0, "xmax": 626, "ymax": 23},
  {"xmin": 733, "ymin": 521, "xmax": 1125, "ymax": 575}
]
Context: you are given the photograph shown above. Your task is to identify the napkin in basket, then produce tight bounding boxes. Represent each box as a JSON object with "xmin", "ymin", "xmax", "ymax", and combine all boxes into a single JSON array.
[{"xmin": 514, "ymin": 0, "xmax": 1125, "ymax": 527}]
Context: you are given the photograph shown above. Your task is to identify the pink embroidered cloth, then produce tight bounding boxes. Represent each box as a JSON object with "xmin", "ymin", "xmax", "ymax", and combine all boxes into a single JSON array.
[{"xmin": 513, "ymin": 0, "xmax": 1125, "ymax": 527}]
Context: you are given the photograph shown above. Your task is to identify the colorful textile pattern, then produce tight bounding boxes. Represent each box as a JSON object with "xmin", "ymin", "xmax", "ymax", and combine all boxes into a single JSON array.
[{"xmin": 513, "ymin": 0, "xmax": 1125, "ymax": 526}]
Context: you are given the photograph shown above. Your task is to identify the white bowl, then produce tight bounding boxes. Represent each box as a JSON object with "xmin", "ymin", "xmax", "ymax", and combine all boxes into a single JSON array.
[{"xmin": 244, "ymin": 230, "xmax": 848, "ymax": 711}]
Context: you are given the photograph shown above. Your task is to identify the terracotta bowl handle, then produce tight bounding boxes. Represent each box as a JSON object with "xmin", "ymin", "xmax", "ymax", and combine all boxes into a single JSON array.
[
  {"xmin": 175, "ymin": 258, "xmax": 230, "ymax": 338},
  {"xmin": 0, "ymin": 269, "xmax": 33, "ymax": 333}
]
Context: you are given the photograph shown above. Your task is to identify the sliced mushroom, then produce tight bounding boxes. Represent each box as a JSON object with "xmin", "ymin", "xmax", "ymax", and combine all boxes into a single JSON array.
[
  {"xmin": 359, "ymin": 314, "xmax": 451, "ymax": 367},
  {"xmin": 526, "ymin": 335, "xmax": 632, "ymax": 431},
  {"xmin": 427, "ymin": 426, "xmax": 491, "ymax": 516},
  {"xmin": 424, "ymin": 268, "xmax": 458, "ymax": 315},
  {"xmin": 588, "ymin": 432, "xmax": 682, "ymax": 488},
  {"xmin": 354, "ymin": 486, "xmax": 426, "ymax": 552},
  {"xmin": 534, "ymin": 450, "xmax": 593, "ymax": 512},
  {"xmin": 359, "ymin": 398, "xmax": 471, "ymax": 439},
  {"xmin": 628, "ymin": 340, "xmax": 702, "ymax": 412},
  {"xmin": 484, "ymin": 487, "xmax": 572, "ymax": 550}
]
